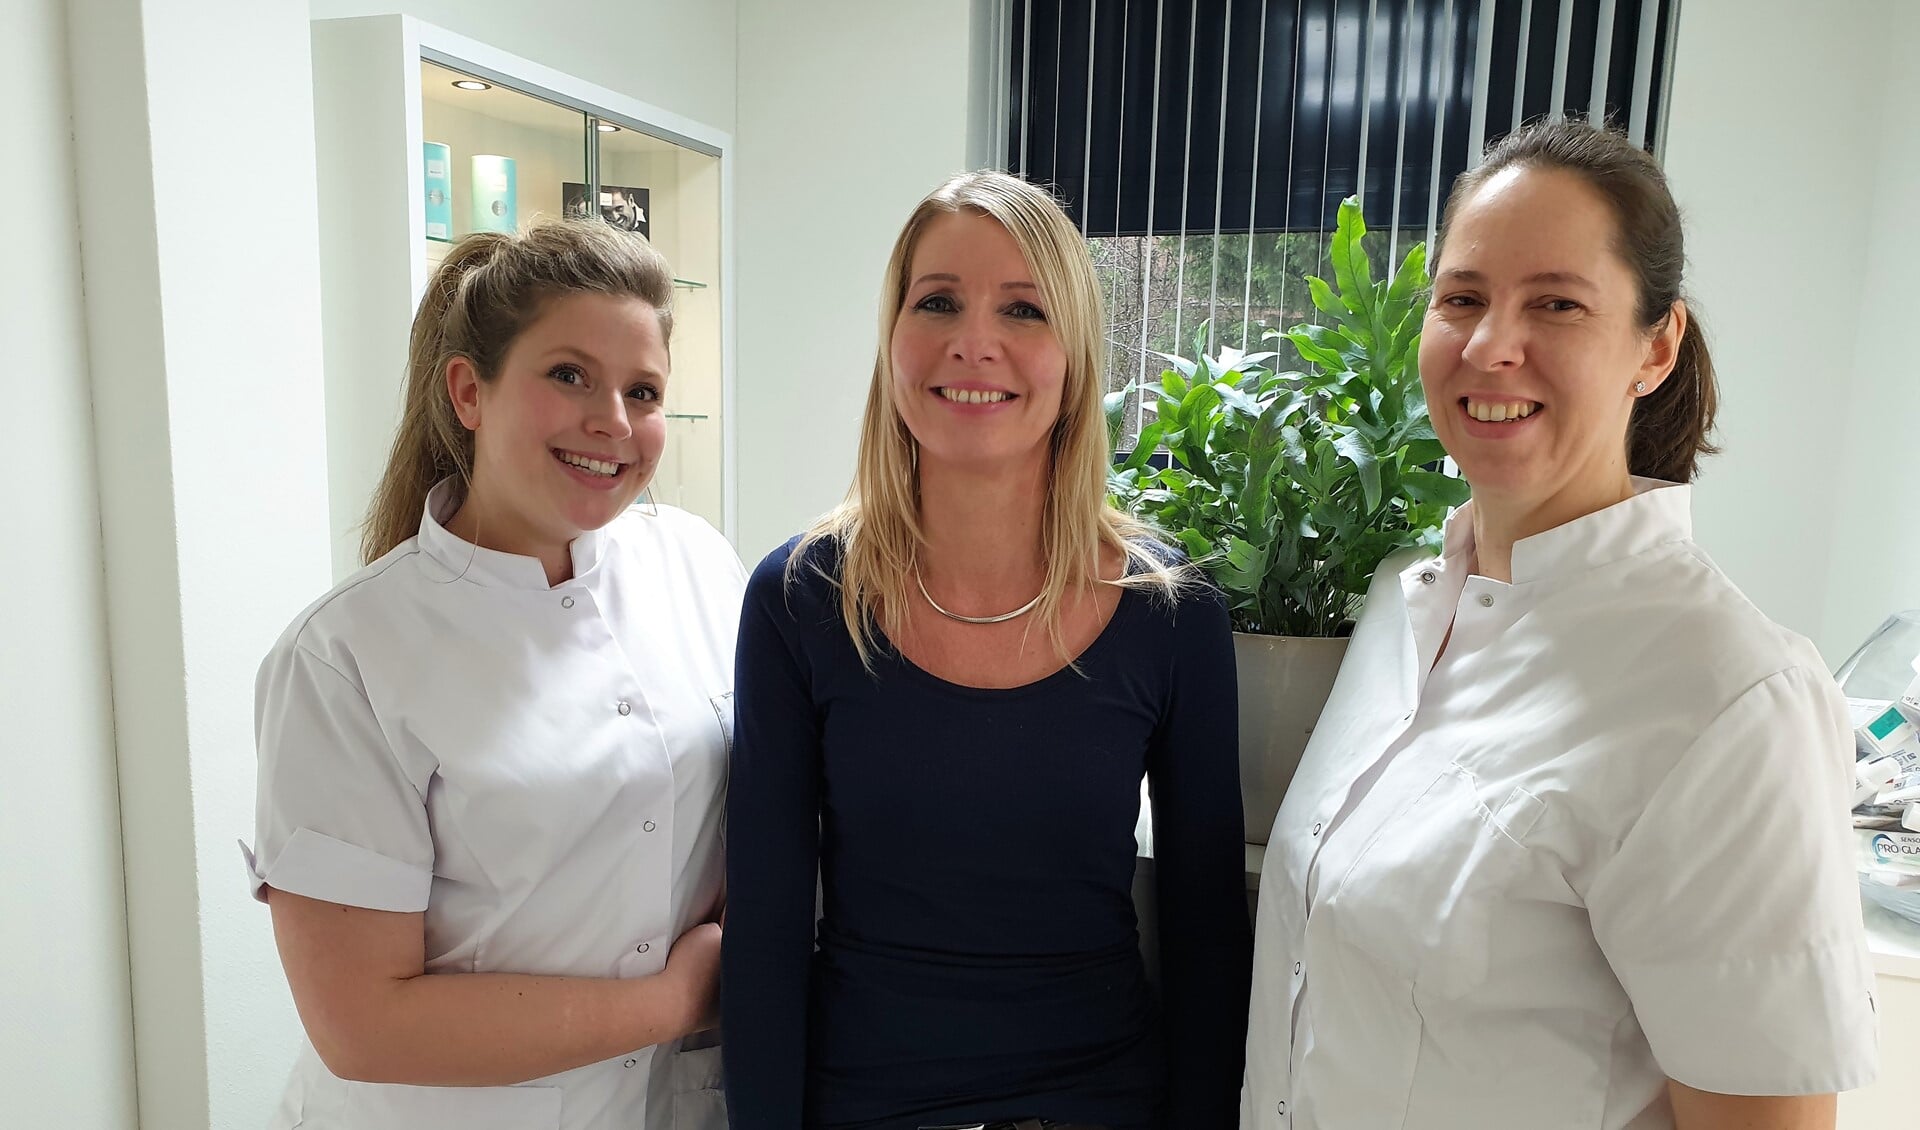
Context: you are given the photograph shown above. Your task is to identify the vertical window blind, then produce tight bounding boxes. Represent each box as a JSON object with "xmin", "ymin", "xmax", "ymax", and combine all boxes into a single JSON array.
[{"xmin": 998, "ymin": 0, "xmax": 1678, "ymax": 406}]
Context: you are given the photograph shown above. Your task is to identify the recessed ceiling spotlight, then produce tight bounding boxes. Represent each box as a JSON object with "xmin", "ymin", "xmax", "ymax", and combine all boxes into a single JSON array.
[
  {"xmin": 596, "ymin": 122, "xmax": 621, "ymax": 133},
  {"xmin": 452, "ymin": 79, "xmax": 491, "ymax": 91}
]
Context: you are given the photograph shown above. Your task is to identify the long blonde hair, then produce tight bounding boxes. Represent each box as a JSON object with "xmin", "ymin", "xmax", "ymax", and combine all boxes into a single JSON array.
[
  {"xmin": 795, "ymin": 171, "xmax": 1184, "ymax": 667},
  {"xmin": 360, "ymin": 219, "xmax": 677, "ymax": 563}
]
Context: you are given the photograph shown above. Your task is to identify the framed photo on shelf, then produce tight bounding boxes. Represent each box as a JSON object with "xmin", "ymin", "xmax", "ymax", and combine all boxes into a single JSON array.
[{"xmin": 563, "ymin": 182, "xmax": 650, "ymax": 238}]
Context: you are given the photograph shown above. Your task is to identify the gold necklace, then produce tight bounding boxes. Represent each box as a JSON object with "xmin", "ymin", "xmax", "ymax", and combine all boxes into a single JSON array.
[{"xmin": 914, "ymin": 566, "xmax": 1043, "ymax": 625}]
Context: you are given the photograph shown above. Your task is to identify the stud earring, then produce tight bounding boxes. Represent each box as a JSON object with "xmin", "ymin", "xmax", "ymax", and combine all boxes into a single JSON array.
[{"xmin": 1633, "ymin": 381, "xmax": 1647, "ymax": 394}]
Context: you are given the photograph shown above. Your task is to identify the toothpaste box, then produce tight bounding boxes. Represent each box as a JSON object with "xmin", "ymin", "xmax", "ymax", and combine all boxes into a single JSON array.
[
  {"xmin": 1901, "ymin": 670, "xmax": 1920, "ymax": 725},
  {"xmin": 1884, "ymin": 776, "xmax": 1920, "ymax": 807},
  {"xmin": 1860, "ymin": 828, "xmax": 1920, "ymax": 875},
  {"xmin": 1856, "ymin": 808, "xmax": 1907, "ymax": 830},
  {"xmin": 1863, "ymin": 746, "xmax": 1920, "ymax": 780}
]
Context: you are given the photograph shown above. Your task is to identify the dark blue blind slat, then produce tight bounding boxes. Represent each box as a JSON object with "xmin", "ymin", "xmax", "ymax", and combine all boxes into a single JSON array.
[
  {"xmin": 1438, "ymin": 2, "xmax": 1482, "ymax": 216},
  {"xmin": 1645, "ymin": 0, "xmax": 1674, "ymax": 149},
  {"xmin": 1149, "ymin": 0, "xmax": 1203, "ymax": 233},
  {"xmin": 1393, "ymin": 1, "xmax": 1446, "ymax": 220},
  {"xmin": 1561, "ymin": 0, "xmax": 1601, "ymax": 120},
  {"xmin": 1083, "ymin": 1, "xmax": 1129, "ymax": 230},
  {"xmin": 1361, "ymin": 5, "xmax": 1411, "ymax": 227},
  {"xmin": 1483, "ymin": 0, "xmax": 1526, "ymax": 135},
  {"xmin": 1518, "ymin": 2, "xmax": 1562, "ymax": 123},
  {"xmin": 1249, "ymin": 0, "xmax": 1303, "ymax": 230},
  {"xmin": 1601, "ymin": 1, "xmax": 1642, "ymax": 126}
]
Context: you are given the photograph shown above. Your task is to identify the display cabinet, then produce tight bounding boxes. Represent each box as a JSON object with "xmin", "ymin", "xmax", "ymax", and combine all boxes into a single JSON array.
[{"xmin": 312, "ymin": 16, "xmax": 734, "ymax": 576}]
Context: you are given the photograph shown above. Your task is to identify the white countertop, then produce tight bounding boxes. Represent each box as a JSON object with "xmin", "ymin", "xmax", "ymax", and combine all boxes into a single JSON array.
[{"xmin": 1864, "ymin": 902, "xmax": 1920, "ymax": 981}]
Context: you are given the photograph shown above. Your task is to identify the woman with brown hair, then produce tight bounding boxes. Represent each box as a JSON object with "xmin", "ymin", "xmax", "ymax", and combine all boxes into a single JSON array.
[
  {"xmin": 246, "ymin": 219, "xmax": 742, "ymax": 1130},
  {"xmin": 722, "ymin": 171, "xmax": 1253, "ymax": 1130},
  {"xmin": 1241, "ymin": 119, "xmax": 1879, "ymax": 1130}
]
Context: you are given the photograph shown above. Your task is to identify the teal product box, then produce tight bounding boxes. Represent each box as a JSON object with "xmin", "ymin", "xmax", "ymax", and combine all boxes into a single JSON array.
[
  {"xmin": 1859, "ymin": 702, "xmax": 1919, "ymax": 759},
  {"xmin": 422, "ymin": 142, "xmax": 453, "ymax": 242},
  {"xmin": 470, "ymin": 154, "xmax": 517, "ymax": 234}
]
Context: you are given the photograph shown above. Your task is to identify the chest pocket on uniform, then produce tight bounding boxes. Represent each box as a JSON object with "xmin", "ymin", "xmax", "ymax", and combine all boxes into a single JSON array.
[
  {"xmin": 1327, "ymin": 761, "xmax": 1546, "ymax": 1000},
  {"xmin": 669, "ymin": 1043, "xmax": 727, "ymax": 1130}
]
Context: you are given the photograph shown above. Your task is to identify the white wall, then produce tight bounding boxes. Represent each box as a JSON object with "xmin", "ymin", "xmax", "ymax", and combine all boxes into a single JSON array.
[
  {"xmin": 1666, "ymin": 4, "xmax": 1920, "ymax": 1122},
  {"xmin": 309, "ymin": 0, "xmax": 737, "ymax": 134},
  {"xmin": 1828, "ymin": 3, "xmax": 1920, "ymax": 1119},
  {"xmin": 311, "ymin": 16, "xmax": 422, "ymax": 581},
  {"xmin": 1820, "ymin": 0, "xmax": 1920, "ymax": 661},
  {"xmin": 732, "ymin": 0, "xmax": 977, "ymax": 560},
  {"xmin": 1661, "ymin": 0, "xmax": 1889, "ymax": 658},
  {"xmin": 0, "ymin": 1, "xmax": 139, "ymax": 1125},
  {"xmin": 63, "ymin": 0, "xmax": 335, "ymax": 1126}
]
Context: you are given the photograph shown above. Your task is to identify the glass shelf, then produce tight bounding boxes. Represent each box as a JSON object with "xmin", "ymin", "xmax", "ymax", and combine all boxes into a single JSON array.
[{"xmin": 672, "ymin": 278, "xmax": 708, "ymax": 289}]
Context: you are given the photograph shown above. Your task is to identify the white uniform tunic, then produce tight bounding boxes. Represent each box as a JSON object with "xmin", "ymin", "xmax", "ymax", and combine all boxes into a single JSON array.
[
  {"xmin": 246, "ymin": 482, "xmax": 745, "ymax": 1130},
  {"xmin": 1242, "ymin": 480, "xmax": 1878, "ymax": 1130}
]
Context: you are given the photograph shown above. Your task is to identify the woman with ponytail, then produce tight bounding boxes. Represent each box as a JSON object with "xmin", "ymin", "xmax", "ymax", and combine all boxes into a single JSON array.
[
  {"xmin": 1242, "ymin": 120, "xmax": 1878, "ymax": 1129},
  {"xmin": 247, "ymin": 219, "xmax": 742, "ymax": 1130}
]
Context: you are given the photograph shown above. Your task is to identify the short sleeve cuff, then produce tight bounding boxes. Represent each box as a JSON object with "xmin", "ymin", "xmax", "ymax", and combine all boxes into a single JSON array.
[
  {"xmin": 1621, "ymin": 942, "xmax": 1880, "ymax": 1095},
  {"xmin": 241, "ymin": 827, "xmax": 432, "ymax": 912}
]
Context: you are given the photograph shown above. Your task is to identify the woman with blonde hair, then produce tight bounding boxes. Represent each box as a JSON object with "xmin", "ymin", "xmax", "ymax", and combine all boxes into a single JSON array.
[
  {"xmin": 723, "ymin": 172, "xmax": 1253, "ymax": 1130},
  {"xmin": 247, "ymin": 219, "xmax": 743, "ymax": 1130}
]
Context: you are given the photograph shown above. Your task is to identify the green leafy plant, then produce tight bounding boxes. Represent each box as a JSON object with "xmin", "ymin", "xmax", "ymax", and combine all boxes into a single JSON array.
[{"xmin": 1106, "ymin": 197, "xmax": 1468, "ymax": 637}]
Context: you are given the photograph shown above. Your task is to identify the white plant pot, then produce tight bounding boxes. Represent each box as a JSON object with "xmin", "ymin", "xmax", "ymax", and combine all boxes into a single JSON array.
[{"xmin": 1235, "ymin": 631, "xmax": 1349, "ymax": 845}]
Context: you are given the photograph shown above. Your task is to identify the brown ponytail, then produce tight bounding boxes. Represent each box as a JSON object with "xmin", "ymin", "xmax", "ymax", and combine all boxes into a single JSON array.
[
  {"xmin": 359, "ymin": 220, "xmax": 677, "ymax": 563},
  {"xmin": 1439, "ymin": 119, "xmax": 1719, "ymax": 483},
  {"xmin": 1629, "ymin": 306, "xmax": 1718, "ymax": 483}
]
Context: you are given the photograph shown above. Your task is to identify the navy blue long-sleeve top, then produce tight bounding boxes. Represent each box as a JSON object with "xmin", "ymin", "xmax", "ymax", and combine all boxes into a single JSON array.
[{"xmin": 722, "ymin": 536, "xmax": 1252, "ymax": 1130}]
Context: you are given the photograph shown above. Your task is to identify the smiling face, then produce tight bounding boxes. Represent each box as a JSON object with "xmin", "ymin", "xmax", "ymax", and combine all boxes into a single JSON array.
[
  {"xmin": 1421, "ymin": 165, "xmax": 1683, "ymax": 521},
  {"xmin": 888, "ymin": 209, "xmax": 1068, "ymax": 476},
  {"xmin": 448, "ymin": 290, "xmax": 669, "ymax": 558}
]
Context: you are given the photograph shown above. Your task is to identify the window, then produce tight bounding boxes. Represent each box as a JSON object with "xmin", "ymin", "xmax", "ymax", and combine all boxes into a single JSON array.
[{"xmin": 998, "ymin": 0, "xmax": 1677, "ymax": 444}]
